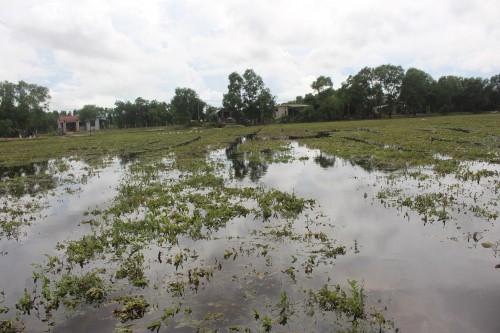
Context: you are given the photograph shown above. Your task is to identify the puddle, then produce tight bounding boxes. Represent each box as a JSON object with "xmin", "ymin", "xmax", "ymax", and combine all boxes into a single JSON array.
[{"xmin": 0, "ymin": 140, "xmax": 499, "ymax": 332}]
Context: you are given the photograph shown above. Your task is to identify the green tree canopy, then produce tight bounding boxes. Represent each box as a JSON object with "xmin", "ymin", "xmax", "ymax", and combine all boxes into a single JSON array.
[
  {"xmin": 311, "ymin": 76, "xmax": 333, "ymax": 95},
  {"xmin": 222, "ymin": 72, "xmax": 244, "ymax": 121},
  {"xmin": 341, "ymin": 67, "xmax": 382, "ymax": 118},
  {"xmin": 222, "ymin": 69, "xmax": 276, "ymax": 123},
  {"xmin": 373, "ymin": 64, "xmax": 405, "ymax": 117},
  {"xmin": 434, "ymin": 75, "xmax": 462, "ymax": 113},
  {"xmin": 458, "ymin": 77, "xmax": 488, "ymax": 113},
  {"xmin": 113, "ymin": 98, "xmax": 170, "ymax": 128},
  {"xmin": 486, "ymin": 74, "xmax": 500, "ymax": 110},
  {"xmin": 77, "ymin": 104, "xmax": 101, "ymax": 122},
  {"xmin": 170, "ymin": 87, "xmax": 205, "ymax": 125},
  {"xmin": 0, "ymin": 80, "xmax": 53, "ymax": 137},
  {"xmin": 400, "ymin": 68, "xmax": 435, "ymax": 116}
]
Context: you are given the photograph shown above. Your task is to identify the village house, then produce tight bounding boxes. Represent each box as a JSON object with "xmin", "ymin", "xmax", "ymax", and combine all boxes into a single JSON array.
[
  {"xmin": 57, "ymin": 115, "xmax": 104, "ymax": 133},
  {"xmin": 275, "ymin": 103, "xmax": 309, "ymax": 119},
  {"xmin": 215, "ymin": 108, "xmax": 235, "ymax": 123}
]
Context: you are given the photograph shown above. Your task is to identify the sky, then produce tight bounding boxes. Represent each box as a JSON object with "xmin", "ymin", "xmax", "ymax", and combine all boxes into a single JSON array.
[{"xmin": 0, "ymin": 0, "xmax": 499, "ymax": 111}]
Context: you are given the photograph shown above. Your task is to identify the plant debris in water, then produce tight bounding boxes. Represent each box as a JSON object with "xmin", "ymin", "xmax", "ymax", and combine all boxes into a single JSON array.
[{"xmin": 0, "ymin": 114, "xmax": 499, "ymax": 332}]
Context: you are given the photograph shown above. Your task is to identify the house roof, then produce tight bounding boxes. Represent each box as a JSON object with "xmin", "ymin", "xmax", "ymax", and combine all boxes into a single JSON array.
[
  {"xmin": 59, "ymin": 115, "xmax": 79, "ymax": 122},
  {"xmin": 277, "ymin": 104, "xmax": 309, "ymax": 108}
]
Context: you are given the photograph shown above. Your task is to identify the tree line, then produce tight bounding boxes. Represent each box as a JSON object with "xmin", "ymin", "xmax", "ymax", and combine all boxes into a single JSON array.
[
  {"xmin": 0, "ymin": 81, "xmax": 54, "ymax": 137},
  {"xmin": 291, "ymin": 65, "xmax": 500, "ymax": 122},
  {"xmin": 1, "ymin": 65, "xmax": 499, "ymax": 136}
]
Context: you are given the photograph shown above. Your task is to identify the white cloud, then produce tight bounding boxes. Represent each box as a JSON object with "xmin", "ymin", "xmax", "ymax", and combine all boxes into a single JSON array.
[{"xmin": 0, "ymin": 0, "xmax": 499, "ymax": 110}]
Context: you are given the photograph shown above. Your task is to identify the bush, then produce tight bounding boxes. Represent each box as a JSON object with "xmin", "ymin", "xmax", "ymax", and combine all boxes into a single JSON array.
[{"xmin": 0, "ymin": 119, "xmax": 14, "ymax": 137}]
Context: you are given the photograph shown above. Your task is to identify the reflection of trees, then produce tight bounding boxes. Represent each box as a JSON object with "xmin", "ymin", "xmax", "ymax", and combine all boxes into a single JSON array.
[
  {"xmin": 118, "ymin": 152, "xmax": 140, "ymax": 166},
  {"xmin": 349, "ymin": 158, "xmax": 375, "ymax": 172},
  {"xmin": 225, "ymin": 137, "xmax": 268, "ymax": 182},
  {"xmin": 247, "ymin": 159, "xmax": 268, "ymax": 182},
  {"xmin": 0, "ymin": 161, "xmax": 57, "ymax": 197},
  {"xmin": 0, "ymin": 161, "xmax": 48, "ymax": 178},
  {"xmin": 314, "ymin": 153, "xmax": 336, "ymax": 169}
]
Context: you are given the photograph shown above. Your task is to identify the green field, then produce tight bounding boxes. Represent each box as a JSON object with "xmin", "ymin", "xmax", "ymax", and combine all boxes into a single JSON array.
[{"xmin": 1, "ymin": 113, "xmax": 498, "ymax": 169}]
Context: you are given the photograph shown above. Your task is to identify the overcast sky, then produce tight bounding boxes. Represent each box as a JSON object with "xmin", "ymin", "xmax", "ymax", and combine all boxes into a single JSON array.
[{"xmin": 1, "ymin": 0, "xmax": 499, "ymax": 111}]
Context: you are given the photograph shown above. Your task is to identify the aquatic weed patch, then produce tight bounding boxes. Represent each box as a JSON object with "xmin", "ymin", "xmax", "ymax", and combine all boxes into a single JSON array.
[
  {"xmin": 258, "ymin": 114, "xmax": 500, "ymax": 170},
  {"xmin": 374, "ymin": 164, "xmax": 499, "ymax": 225},
  {"xmin": 3, "ymin": 150, "xmax": 397, "ymax": 332},
  {"xmin": 6, "ymin": 117, "xmax": 498, "ymax": 331}
]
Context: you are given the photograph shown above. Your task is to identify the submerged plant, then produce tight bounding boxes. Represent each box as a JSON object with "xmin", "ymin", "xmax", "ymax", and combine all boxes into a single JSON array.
[{"xmin": 113, "ymin": 295, "xmax": 149, "ymax": 322}]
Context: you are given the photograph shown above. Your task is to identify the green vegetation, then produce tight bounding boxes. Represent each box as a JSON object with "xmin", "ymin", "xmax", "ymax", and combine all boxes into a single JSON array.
[
  {"xmin": 0, "ymin": 80, "xmax": 53, "ymax": 137},
  {"xmin": 0, "ymin": 113, "xmax": 498, "ymax": 332},
  {"xmin": 222, "ymin": 69, "xmax": 276, "ymax": 123},
  {"xmin": 2, "ymin": 66, "xmax": 499, "ymax": 138}
]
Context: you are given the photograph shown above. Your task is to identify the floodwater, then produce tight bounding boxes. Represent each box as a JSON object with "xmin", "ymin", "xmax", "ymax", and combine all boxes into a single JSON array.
[
  {"xmin": 1, "ymin": 141, "xmax": 499, "ymax": 332},
  {"xmin": 242, "ymin": 143, "xmax": 500, "ymax": 333}
]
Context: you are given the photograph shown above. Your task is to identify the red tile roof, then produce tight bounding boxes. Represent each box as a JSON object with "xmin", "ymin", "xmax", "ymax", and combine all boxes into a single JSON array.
[{"xmin": 59, "ymin": 115, "xmax": 79, "ymax": 122}]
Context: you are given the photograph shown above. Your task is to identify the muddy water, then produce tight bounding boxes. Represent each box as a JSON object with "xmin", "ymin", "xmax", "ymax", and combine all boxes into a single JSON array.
[{"xmin": 1, "ymin": 143, "xmax": 499, "ymax": 332}]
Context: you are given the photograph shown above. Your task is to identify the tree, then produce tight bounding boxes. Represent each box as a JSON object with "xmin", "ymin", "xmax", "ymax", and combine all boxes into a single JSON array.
[
  {"xmin": 222, "ymin": 69, "xmax": 275, "ymax": 124},
  {"xmin": 434, "ymin": 76, "xmax": 462, "ymax": 113},
  {"xmin": 458, "ymin": 77, "xmax": 488, "ymax": 113},
  {"xmin": 400, "ymin": 68, "xmax": 435, "ymax": 116},
  {"xmin": 255, "ymin": 86, "xmax": 275, "ymax": 122},
  {"xmin": 341, "ymin": 67, "xmax": 382, "ymax": 118},
  {"xmin": 222, "ymin": 72, "xmax": 244, "ymax": 121},
  {"xmin": 205, "ymin": 105, "xmax": 218, "ymax": 122},
  {"xmin": 148, "ymin": 100, "xmax": 170, "ymax": 126},
  {"xmin": 170, "ymin": 88, "xmax": 205, "ymax": 125},
  {"xmin": 77, "ymin": 104, "xmax": 100, "ymax": 122},
  {"xmin": 317, "ymin": 94, "xmax": 343, "ymax": 121},
  {"xmin": 373, "ymin": 64, "xmax": 404, "ymax": 117},
  {"xmin": 487, "ymin": 74, "xmax": 500, "ymax": 110},
  {"xmin": 311, "ymin": 76, "xmax": 333, "ymax": 95},
  {"xmin": 0, "ymin": 80, "xmax": 52, "ymax": 137},
  {"xmin": 308, "ymin": 76, "xmax": 344, "ymax": 121}
]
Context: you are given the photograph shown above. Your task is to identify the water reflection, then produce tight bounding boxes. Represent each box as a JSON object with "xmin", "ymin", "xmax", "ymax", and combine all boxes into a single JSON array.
[
  {"xmin": 225, "ymin": 135, "xmax": 269, "ymax": 182},
  {"xmin": 1, "ymin": 139, "xmax": 499, "ymax": 333},
  {"xmin": 118, "ymin": 152, "xmax": 141, "ymax": 165},
  {"xmin": 0, "ymin": 157, "xmax": 125, "ymax": 327},
  {"xmin": 224, "ymin": 135, "xmax": 385, "ymax": 179},
  {"xmin": 0, "ymin": 161, "xmax": 57, "ymax": 197},
  {"xmin": 0, "ymin": 161, "xmax": 48, "ymax": 178},
  {"xmin": 314, "ymin": 153, "xmax": 336, "ymax": 168},
  {"xmin": 255, "ymin": 144, "xmax": 500, "ymax": 333}
]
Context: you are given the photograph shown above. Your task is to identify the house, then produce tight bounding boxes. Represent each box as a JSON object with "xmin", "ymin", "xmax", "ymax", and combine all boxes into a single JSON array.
[
  {"xmin": 215, "ymin": 108, "xmax": 235, "ymax": 123},
  {"xmin": 57, "ymin": 115, "xmax": 104, "ymax": 133},
  {"xmin": 275, "ymin": 104, "xmax": 308, "ymax": 119}
]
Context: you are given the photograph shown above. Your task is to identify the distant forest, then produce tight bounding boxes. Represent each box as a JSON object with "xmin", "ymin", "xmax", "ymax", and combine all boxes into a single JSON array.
[{"xmin": 1, "ymin": 65, "xmax": 499, "ymax": 137}]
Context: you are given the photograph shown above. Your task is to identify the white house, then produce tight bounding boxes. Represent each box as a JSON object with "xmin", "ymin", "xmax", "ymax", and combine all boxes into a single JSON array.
[{"xmin": 275, "ymin": 104, "xmax": 309, "ymax": 119}]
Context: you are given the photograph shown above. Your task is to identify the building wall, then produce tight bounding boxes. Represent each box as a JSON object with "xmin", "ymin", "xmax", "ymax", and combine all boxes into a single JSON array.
[{"xmin": 275, "ymin": 105, "xmax": 288, "ymax": 118}]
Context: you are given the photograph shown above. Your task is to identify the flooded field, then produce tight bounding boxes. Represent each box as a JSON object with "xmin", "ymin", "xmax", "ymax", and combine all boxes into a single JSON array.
[{"xmin": 0, "ymin": 115, "xmax": 499, "ymax": 332}]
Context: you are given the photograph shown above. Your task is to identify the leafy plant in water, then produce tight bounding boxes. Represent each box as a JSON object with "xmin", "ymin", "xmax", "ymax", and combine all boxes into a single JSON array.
[
  {"xmin": 114, "ymin": 295, "xmax": 149, "ymax": 322},
  {"xmin": 54, "ymin": 269, "xmax": 107, "ymax": 305},
  {"xmin": 65, "ymin": 234, "xmax": 106, "ymax": 267},
  {"xmin": 277, "ymin": 291, "xmax": 293, "ymax": 326},
  {"xmin": 313, "ymin": 280, "xmax": 365, "ymax": 323},
  {"xmin": 0, "ymin": 319, "xmax": 23, "ymax": 333},
  {"xmin": 116, "ymin": 252, "xmax": 148, "ymax": 287},
  {"xmin": 14, "ymin": 289, "xmax": 34, "ymax": 315},
  {"xmin": 306, "ymin": 279, "xmax": 396, "ymax": 332},
  {"xmin": 261, "ymin": 316, "xmax": 272, "ymax": 332}
]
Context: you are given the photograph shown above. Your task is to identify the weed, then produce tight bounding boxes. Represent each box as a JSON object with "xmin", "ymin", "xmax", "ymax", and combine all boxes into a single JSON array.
[{"xmin": 113, "ymin": 295, "xmax": 149, "ymax": 322}]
